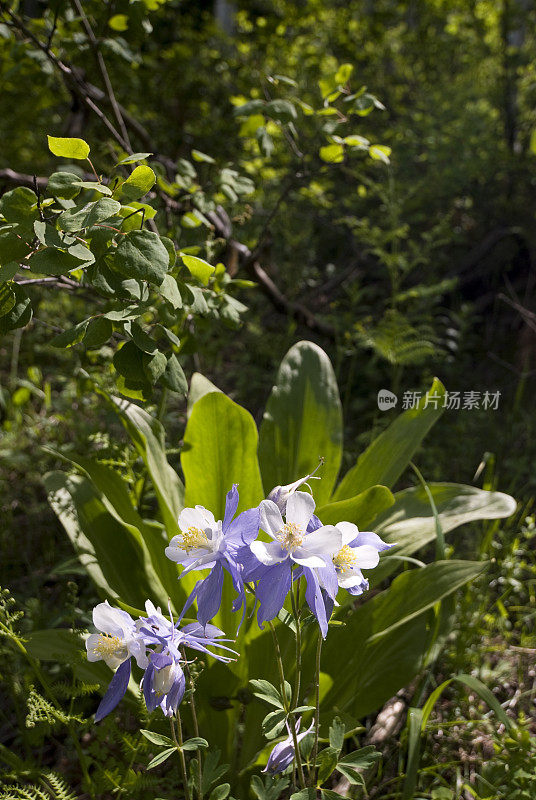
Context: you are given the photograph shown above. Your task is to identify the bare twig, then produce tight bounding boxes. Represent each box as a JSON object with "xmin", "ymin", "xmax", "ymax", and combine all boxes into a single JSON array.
[{"xmin": 70, "ymin": 0, "xmax": 133, "ymax": 151}]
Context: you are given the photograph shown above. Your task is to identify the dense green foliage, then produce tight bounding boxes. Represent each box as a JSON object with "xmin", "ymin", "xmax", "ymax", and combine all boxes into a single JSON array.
[{"xmin": 1, "ymin": 0, "xmax": 535, "ymax": 798}]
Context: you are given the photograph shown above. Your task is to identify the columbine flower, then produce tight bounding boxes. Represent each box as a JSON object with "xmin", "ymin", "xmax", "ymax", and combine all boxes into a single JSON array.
[
  {"xmin": 89, "ymin": 600, "xmax": 238, "ymax": 722},
  {"xmin": 86, "ymin": 601, "xmax": 148, "ymax": 723},
  {"xmin": 165, "ymin": 485, "xmax": 260, "ymax": 627},
  {"xmin": 263, "ymin": 719, "xmax": 314, "ymax": 775},
  {"xmin": 329, "ymin": 522, "xmax": 392, "ymax": 595},
  {"xmin": 248, "ymin": 491, "xmax": 341, "ymax": 629},
  {"xmin": 86, "ymin": 601, "xmax": 148, "ymax": 670}
]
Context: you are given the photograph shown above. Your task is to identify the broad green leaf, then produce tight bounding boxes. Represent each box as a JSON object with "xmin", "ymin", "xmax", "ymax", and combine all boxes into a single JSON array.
[
  {"xmin": 0, "ymin": 284, "xmax": 15, "ymax": 317},
  {"xmin": 60, "ymin": 454, "xmax": 183, "ymax": 610},
  {"xmin": 117, "ymin": 165, "xmax": 156, "ymax": 202},
  {"xmin": 333, "ymin": 378, "xmax": 446, "ymax": 501},
  {"xmin": 262, "ymin": 709, "xmax": 287, "ymax": 739},
  {"xmin": 112, "ymin": 229, "xmax": 168, "ymax": 285},
  {"xmin": 47, "ymin": 135, "xmax": 90, "ymax": 160},
  {"xmin": 74, "ymin": 181, "xmax": 112, "ymax": 196},
  {"xmin": 44, "ymin": 471, "xmax": 159, "ymax": 611},
  {"xmin": 0, "ymin": 228, "xmax": 31, "ymax": 264},
  {"xmin": 147, "ymin": 747, "xmax": 176, "ymax": 770},
  {"xmin": 160, "ymin": 273, "xmax": 182, "ymax": 308},
  {"xmin": 320, "ymin": 560, "xmax": 486, "ymax": 720},
  {"xmin": 0, "ymin": 284, "xmax": 32, "ymax": 334},
  {"xmin": 113, "ymin": 340, "xmax": 146, "ymax": 382},
  {"xmin": 250, "ymin": 679, "xmax": 285, "ymax": 710},
  {"xmin": 182, "ymin": 392, "xmax": 264, "ymax": 521},
  {"xmin": 317, "ymin": 746, "xmax": 340, "ymax": 784},
  {"xmin": 143, "ymin": 350, "xmax": 167, "ymax": 384},
  {"xmin": 319, "ymin": 144, "xmax": 344, "ymax": 163},
  {"xmin": 209, "ymin": 785, "xmax": 230, "ymax": 800},
  {"xmin": 259, "ymin": 341, "xmax": 342, "ymax": 506},
  {"xmin": 108, "ymin": 395, "xmax": 184, "ymax": 535},
  {"xmin": 58, "ymin": 198, "xmax": 121, "ymax": 232},
  {"xmin": 187, "ymin": 371, "xmax": 221, "ymax": 416},
  {"xmin": 373, "ymin": 483, "xmax": 517, "ymax": 583},
  {"xmin": 329, "ymin": 717, "xmax": 345, "ymax": 753},
  {"xmin": 50, "ymin": 319, "xmax": 90, "ymax": 348},
  {"xmin": 47, "ymin": 172, "xmax": 83, "ymax": 200},
  {"xmin": 29, "ymin": 247, "xmax": 84, "ymax": 275},
  {"xmin": 369, "ymin": 144, "xmax": 392, "ymax": 164},
  {"xmin": 0, "ymin": 187, "xmax": 37, "ymax": 222},
  {"xmin": 140, "ymin": 729, "xmax": 174, "ymax": 747},
  {"xmin": 0, "ymin": 262, "xmax": 18, "ymax": 283},
  {"xmin": 316, "ymin": 485, "xmax": 394, "ymax": 529},
  {"xmin": 181, "ymin": 253, "xmax": 215, "ymax": 285},
  {"xmin": 116, "ymin": 152, "xmax": 153, "ymax": 165},
  {"xmin": 182, "ymin": 737, "xmax": 209, "ymax": 751},
  {"xmin": 161, "ymin": 354, "xmax": 188, "ymax": 394},
  {"xmin": 25, "ymin": 629, "xmax": 115, "ymax": 689}
]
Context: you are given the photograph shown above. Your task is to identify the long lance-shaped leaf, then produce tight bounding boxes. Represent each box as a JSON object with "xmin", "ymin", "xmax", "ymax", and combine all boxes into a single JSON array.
[
  {"xmin": 316, "ymin": 485, "xmax": 394, "ymax": 529},
  {"xmin": 333, "ymin": 378, "xmax": 446, "ymax": 501},
  {"xmin": 259, "ymin": 341, "xmax": 343, "ymax": 507},
  {"xmin": 54, "ymin": 453, "xmax": 185, "ymax": 612},
  {"xmin": 318, "ymin": 560, "xmax": 487, "ymax": 721},
  {"xmin": 45, "ymin": 471, "xmax": 165, "ymax": 612},
  {"xmin": 109, "ymin": 395, "xmax": 184, "ymax": 535},
  {"xmin": 372, "ymin": 482, "xmax": 517, "ymax": 583}
]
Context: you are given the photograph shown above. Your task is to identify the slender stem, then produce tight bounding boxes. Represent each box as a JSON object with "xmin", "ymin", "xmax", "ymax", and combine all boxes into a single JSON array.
[
  {"xmin": 290, "ymin": 578, "xmax": 302, "ymax": 708},
  {"xmin": 268, "ymin": 621, "xmax": 288, "ymax": 711},
  {"xmin": 182, "ymin": 650, "xmax": 203, "ymax": 800},
  {"xmin": 268, "ymin": 621, "xmax": 306, "ymax": 789},
  {"xmin": 171, "ymin": 715, "xmax": 191, "ymax": 800},
  {"xmin": 311, "ymin": 631, "xmax": 323, "ymax": 780}
]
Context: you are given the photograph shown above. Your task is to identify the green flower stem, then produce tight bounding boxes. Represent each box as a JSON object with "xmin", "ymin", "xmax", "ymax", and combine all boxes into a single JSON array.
[
  {"xmin": 311, "ymin": 630, "xmax": 323, "ymax": 782},
  {"xmin": 182, "ymin": 648, "xmax": 203, "ymax": 800},
  {"xmin": 171, "ymin": 713, "xmax": 191, "ymax": 800},
  {"xmin": 268, "ymin": 620, "xmax": 306, "ymax": 789},
  {"xmin": 267, "ymin": 621, "xmax": 289, "ymax": 712},
  {"xmin": 290, "ymin": 578, "xmax": 302, "ymax": 709}
]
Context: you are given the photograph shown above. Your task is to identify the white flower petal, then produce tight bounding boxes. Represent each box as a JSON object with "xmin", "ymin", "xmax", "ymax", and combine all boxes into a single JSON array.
[
  {"xmin": 251, "ymin": 539, "xmax": 287, "ymax": 565},
  {"xmin": 194, "ymin": 505, "xmax": 216, "ymax": 528},
  {"xmin": 338, "ymin": 572, "xmax": 365, "ymax": 588},
  {"xmin": 302, "ymin": 525, "xmax": 342, "ymax": 557},
  {"xmin": 286, "ymin": 491, "xmax": 315, "ymax": 528},
  {"xmin": 178, "ymin": 507, "xmax": 209, "ymax": 531},
  {"xmin": 352, "ymin": 544, "xmax": 380, "ymax": 570},
  {"xmin": 260, "ymin": 500, "xmax": 284, "ymax": 538},
  {"xmin": 336, "ymin": 520, "xmax": 360, "ymax": 546},
  {"xmin": 93, "ymin": 601, "xmax": 133, "ymax": 636},
  {"xmin": 291, "ymin": 551, "xmax": 327, "ymax": 568}
]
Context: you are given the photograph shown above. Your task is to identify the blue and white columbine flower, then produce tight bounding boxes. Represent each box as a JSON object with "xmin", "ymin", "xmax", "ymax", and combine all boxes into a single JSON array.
[
  {"xmin": 248, "ymin": 491, "xmax": 341, "ymax": 629},
  {"xmin": 88, "ymin": 600, "xmax": 237, "ymax": 721},
  {"xmin": 165, "ymin": 485, "xmax": 260, "ymax": 627},
  {"xmin": 263, "ymin": 719, "xmax": 314, "ymax": 775},
  {"xmin": 86, "ymin": 601, "xmax": 148, "ymax": 670},
  {"xmin": 327, "ymin": 521, "xmax": 392, "ymax": 596},
  {"xmin": 86, "ymin": 601, "xmax": 148, "ymax": 722}
]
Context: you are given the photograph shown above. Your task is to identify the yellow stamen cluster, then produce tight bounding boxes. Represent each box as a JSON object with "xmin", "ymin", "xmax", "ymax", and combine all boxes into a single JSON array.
[
  {"xmin": 92, "ymin": 633, "xmax": 124, "ymax": 658},
  {"xmin": 181, "ymin": 526, "xmax": 209, "ymax": 552},
  {"xmin": 276, "ymin": 522, "xmax": 304, "ymax": 553},
  {"xmin": 333, "ymin": 545, "xmax": 357, "ymax": 574}
]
